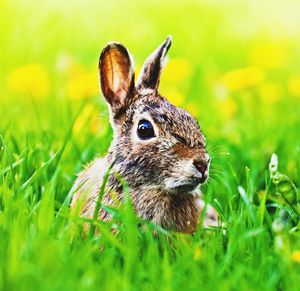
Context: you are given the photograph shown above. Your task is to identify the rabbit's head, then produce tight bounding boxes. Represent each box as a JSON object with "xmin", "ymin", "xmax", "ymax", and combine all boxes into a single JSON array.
[{"xmin": 99, "ymin": 36, "xmax": 210, "ymax": 195}]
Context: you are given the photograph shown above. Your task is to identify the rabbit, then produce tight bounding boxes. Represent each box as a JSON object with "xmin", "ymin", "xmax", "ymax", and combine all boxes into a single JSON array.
[{"xmin": 70, "ymin": 36, "xmax": 218, "ymax": 233}]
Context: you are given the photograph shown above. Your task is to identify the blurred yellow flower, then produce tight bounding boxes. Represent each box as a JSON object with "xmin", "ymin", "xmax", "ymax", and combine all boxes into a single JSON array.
[
  {"xmin": 7, "ymin": 64, "xmax": 50, "ymax": 98},
  {"xmin": 220, "ymin": 67, "xmax": 264, "ymax": 91},
  {"xmin": 218, "ymin": 97, "xmax": 237, "ymax": 118},
  {"xmin": 73, "ymin": 105, "xmax": 93, "ymax": 135},
  {"xmin": 67, "ymin": 71, "xmax": 99, "ymax": 99},
  {"xmin": 258, "ymin": 82, "xmax": 282, "ymax": 104},
  {"xmin": 193, "ymin": 246, "xmax": 202, "ymax": 261},
  {"xmin": 73, "ymin": 104, "xmax": 108, "ymax": 136},
  {"xmin": 248, "ymin": 44, "xmax": 286, "ymax": 69},
  {"xmin": 90, "ymin": 114, "xmax": 109, "ymax": 136},
  {"xmin": 162, "ymin": 58, "xmax": 193, "ymax": 82},
  {"xmin": 287, "ymin": 76, "xmax": 300, "ymax": 98},
  {"xmin": 292, "ymin": 250, "xmax": 300, "ymax": 263},
  {"xmin": 56, "ymin": 55, "xmax": 99, "ymax": 99}
]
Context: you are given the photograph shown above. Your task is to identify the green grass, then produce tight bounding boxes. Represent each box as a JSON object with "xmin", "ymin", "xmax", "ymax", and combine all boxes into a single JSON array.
[{"xmin": 1, "ymin": 0, "xmax": 300, "ymax": 290}]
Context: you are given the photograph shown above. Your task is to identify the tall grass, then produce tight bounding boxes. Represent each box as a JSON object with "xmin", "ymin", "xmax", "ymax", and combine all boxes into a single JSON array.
[{"xmin": 1, "ymin": 0, "xmax": 300, "ymax": 290}]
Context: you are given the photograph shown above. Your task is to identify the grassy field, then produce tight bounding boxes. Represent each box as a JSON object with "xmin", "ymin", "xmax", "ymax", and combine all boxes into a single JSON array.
[{"xmin": 1, "ymin": 0, "xmax": 300, "ymax": 290}]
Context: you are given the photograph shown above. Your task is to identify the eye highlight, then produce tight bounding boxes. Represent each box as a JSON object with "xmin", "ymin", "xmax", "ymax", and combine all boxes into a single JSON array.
[{"xmin": 137, "ymin": 119, "xmax": 156, "ymax": 140}]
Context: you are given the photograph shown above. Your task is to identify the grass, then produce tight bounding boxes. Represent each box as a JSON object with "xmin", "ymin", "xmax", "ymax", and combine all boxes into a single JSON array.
[{"xmin": 1, "ymin": 0, "xmax": 300, "ymax": 290}]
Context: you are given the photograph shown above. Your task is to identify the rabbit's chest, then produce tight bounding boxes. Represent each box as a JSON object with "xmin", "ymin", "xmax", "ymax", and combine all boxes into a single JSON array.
[{"xmin": 131, "ymin": 189, "xmax": 201, "ymax": 233}]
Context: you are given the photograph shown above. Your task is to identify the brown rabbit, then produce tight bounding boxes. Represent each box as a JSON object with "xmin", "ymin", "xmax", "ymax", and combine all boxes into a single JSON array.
[{"xmin": 70, "ymin": 36, "xmax": 218, "ymax": 233}]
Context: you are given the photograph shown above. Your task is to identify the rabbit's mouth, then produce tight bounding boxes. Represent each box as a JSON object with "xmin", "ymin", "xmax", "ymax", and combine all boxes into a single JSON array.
[
  {"xmin": 165, "ymin": 177, "xmax": 203, "ymax": 194},
  {"xmin": 172, "ymin": 184, "xmax": 198, "ymax": 194}
]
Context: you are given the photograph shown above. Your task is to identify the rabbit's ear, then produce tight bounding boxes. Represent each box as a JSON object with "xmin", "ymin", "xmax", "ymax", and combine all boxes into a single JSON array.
[
  {"xmin": 136, "ymin": 35, "xmax": 172, "ymax": 91},
  {"xmin": 99, "ymin": 43, "xmax": 135, "ymax": 113}
]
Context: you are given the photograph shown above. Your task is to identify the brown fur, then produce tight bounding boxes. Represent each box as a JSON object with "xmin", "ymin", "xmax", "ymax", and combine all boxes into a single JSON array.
[{"xmin": 70, "ymin": 36, "xmax": 218, "ymax": 233}]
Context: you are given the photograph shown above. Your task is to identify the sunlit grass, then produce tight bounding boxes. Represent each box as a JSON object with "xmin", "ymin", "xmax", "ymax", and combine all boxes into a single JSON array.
[{"xmin": 1, "ymin": 0, "xmax": 300, "ymax": 290}]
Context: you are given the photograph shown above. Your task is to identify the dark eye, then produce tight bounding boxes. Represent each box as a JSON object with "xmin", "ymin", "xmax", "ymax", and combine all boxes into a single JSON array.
[{"xmin": 137, "ymin": 119, "xmax": 156, "ymax": 140}]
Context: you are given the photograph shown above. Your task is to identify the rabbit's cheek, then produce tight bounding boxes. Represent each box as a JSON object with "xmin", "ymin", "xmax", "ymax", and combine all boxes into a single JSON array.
[
  {"xmin": 172, "ymin": 143, "xmax": 194, "ymax": 159},
  {"xmin": 171, "ymin": 143, "xmax": 208, "ymax": 163}
]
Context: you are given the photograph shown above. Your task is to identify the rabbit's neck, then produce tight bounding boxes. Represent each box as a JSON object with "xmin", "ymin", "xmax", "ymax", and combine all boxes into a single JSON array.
[
  {"xmin": 104, "ymin": 175, "xmax": 201, "ymax": 233},
  {"xmin": 131, "ymin": 188, "xmax": 201, "ymax": 233}
]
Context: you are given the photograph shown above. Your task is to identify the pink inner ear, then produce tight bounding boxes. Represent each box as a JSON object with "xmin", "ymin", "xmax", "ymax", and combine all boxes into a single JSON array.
[
  {"xmin": 111, "ymin": 69, "xmax": 129, "ymax": 105},
  {"xmin": 115, "ymin": 87, "xmax": 128, "ymax": 104},
  {"xmin": 111, "ymin": 64, "xmax": 122, "ymax": 92},
  {"xmin": 100, "ymin": 43, "xmax": 134, "ymax": 108},
  {"xmin": 109, "ymin": 57, "xmax": 131, "ymax": 104}
]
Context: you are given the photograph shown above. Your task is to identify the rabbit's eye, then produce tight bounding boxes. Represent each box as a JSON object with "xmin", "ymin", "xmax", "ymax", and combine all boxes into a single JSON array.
[{"xmin": 137, "ymin": 119, "xmax": 156, "ymax": 140}]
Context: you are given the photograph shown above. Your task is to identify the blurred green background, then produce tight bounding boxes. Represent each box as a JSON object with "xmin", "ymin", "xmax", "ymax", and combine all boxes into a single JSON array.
[
  {"xmin": 2, "ymin": 0, "xmax": 300, "ymax": 187},
  {"xmin": 2, "ymin": 0, "xmax": 300, "ymax": 149},
  {"xmin": 1, "ymin": 0, "xmax": 300, "ymax": 290}
]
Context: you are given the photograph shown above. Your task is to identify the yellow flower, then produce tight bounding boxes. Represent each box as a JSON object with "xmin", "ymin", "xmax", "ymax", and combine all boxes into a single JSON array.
[
  {"xmin": 73, "ymin": 105, "xmax": 93, "ymax": 134},
  {"xmin": 292, "ymin": 250, "xmax": 300, "ymax": 263},
  {"xmin": 193, "ymin": 246, "xmax": 202, "ymax": 261},
  {"xmin": 162, "ymin": 58, "xmax": 193, "ymax": 82},
  {"xmin": 287, "ymin": 76, "xmax": 300, "ymax": 98},
  {"xmin": 73, "ymin": 104, "xmax": 108, "ymax": 136},
  {"xmin": 218, "ymin": 97, "xmax": 237, "ymax": 118},
  {"xmin": 258, "ymin": 82, "xmax": 282, "ymax": 104},
  {"xmin": 90, "ymin": 114, "xmax": 109, "ymax": 136},
  {"xmin": 221, "ymin": 67, "xmax": 264, "ymax": 91},
  {"xmin": 7, "ymin": 64, "xmax": 50, "ymax": 98},
  {"xmin": 58, "ymin": 56, "xmax": 99, "ymax": 100},
  {"xmin": 248, "ymin": 44, "xmax": 286, "ymax": 69},
  {"xmin": 67, "ymin": 71, "xmax": 99, "ymax": 100}
]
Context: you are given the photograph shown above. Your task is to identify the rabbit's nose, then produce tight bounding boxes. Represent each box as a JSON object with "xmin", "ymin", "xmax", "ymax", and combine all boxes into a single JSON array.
[{"xmin": 193, "ymin": 158, "xmax": 209, "ymax": 183}]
